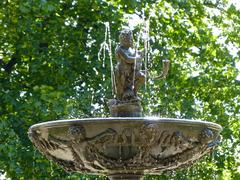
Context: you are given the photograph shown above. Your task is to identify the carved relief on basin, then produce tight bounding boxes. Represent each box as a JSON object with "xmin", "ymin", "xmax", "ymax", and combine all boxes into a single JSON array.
[{"xmin": 28, "ymin": 118, "xmax": 222, "ymax": 176}]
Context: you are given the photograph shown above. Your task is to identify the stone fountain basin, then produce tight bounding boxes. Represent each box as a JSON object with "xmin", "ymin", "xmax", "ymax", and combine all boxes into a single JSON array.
[{"xmin": 28, "ymin": 117, "xmax": 222, "ymax": 178}]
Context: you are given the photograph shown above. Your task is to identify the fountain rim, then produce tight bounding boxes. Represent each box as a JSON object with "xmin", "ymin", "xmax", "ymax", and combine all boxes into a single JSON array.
[{"xmin": 29, "ymin": 117, "xmax": 222, "ymax": 131}]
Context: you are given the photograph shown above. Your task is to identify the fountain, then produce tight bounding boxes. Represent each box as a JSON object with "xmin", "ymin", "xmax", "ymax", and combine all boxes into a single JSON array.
[{"xmin": 28, "ymin": 29, "xmax": 222, "ymax": 180}]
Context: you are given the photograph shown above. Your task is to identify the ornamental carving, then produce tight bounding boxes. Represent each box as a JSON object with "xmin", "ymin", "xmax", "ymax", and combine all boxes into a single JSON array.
[{"xmin": 28, "ymin": 121, "xmax": 221, "ymax": 174}]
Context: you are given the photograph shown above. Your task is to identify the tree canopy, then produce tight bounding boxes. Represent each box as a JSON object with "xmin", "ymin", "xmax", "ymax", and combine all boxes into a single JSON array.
[{"xmin": 0, "ymin": 0, "xmax": 239, "ymax": 179}]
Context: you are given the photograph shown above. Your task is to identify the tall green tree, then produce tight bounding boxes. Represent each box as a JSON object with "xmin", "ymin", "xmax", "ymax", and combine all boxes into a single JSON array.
[{"xmin": 0, "ymin": 0, "xmax": 239, "ymax": 179}]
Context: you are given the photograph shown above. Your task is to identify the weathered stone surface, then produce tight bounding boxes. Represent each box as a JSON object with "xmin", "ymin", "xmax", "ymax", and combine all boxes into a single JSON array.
[
  {"xmin": 108, "ymin": 99, "xmax": 142, "ymax": 117},
  {"xmin": 28, "ymin": 118, "xmax": 222, "ymax": 179}
]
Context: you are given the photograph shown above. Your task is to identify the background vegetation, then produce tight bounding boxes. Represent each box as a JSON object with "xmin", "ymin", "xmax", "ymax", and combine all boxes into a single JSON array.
[{"xmin": 0, "ymin": 0, "xmax": 239, "ymax": 179}]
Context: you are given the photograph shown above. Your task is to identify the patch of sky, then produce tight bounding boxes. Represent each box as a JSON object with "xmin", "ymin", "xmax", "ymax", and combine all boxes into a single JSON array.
[
  {"xmin": 228, "ymin": 0, "xmax": 240, "ymax": 10},
  {"xmin": 189, "ymin": 46, "xmax": 200, "ymax": 54},
  {"xmin": 123, "ymin": 14, "xmax": 142, "ymax": 30}
]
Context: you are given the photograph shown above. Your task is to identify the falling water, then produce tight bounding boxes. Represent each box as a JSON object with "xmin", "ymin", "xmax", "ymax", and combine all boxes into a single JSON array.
[
  {"xmin": 107, "ymin": 22, "xmax": 117, "ymax": 96},
  {"xmin": 132, "ymin": 18, "xmax": 151, "ymax": 92},
  {"xmin": 98, "ymin": 24, "xmax": 107, "ymax": 80},
  {"xmin": 144, "ymin": 19, "xmax": 150, "ymax": 91},
  {"xmin": 98, "ymin": 19, "xmax": 151, "ymax": 97},
  {"xmin": 98, "ymin": 22, "xmax": 116, "ymax": 96},
  {"xmin": 133, "ymin": 32, "xmax": 141, "ymax": 87}
]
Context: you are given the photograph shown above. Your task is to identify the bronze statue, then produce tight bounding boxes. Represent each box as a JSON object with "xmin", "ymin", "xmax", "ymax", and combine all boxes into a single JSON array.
[
  {"xmin": 114, "ymin": 29, "xmax": 145, "ymax": 101},
  {"xmin": 108, "ymin": 29, "xmax": 170, "ymax": 117}
]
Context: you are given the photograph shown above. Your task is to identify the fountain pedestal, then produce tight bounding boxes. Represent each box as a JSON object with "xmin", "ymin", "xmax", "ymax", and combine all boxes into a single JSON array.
[{"xmin": 108, "ymin": 99, "xmax": 142, "ymax": 117}]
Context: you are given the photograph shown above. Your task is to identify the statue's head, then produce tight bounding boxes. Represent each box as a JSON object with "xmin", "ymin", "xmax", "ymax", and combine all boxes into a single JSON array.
[{"xmin": 119, "ymin": 29, "xmax": 133, "ymax": 48}]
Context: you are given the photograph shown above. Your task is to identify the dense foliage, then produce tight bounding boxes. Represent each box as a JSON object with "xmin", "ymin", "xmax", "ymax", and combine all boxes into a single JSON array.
[{"xmin": 0, "ymin": 0, "xmax": 239, "ymax": 179}]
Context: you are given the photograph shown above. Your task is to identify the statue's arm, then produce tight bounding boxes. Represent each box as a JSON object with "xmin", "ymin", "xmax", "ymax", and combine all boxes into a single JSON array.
[{"xmin": 116, "ymin": 47, "xmax": 141, "ymax": 64}]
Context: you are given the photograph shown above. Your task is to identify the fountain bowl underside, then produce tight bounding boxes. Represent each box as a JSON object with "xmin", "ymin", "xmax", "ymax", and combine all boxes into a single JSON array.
[{"xmin": 28, "ymin": 117, "xmax": 222, "ymax": 178}]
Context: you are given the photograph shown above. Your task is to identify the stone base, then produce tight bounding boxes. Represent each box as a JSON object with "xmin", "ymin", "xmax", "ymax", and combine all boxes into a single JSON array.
[{"xmin": 108, "ymin": 99, "xmax": 142, "ymax": 117}]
